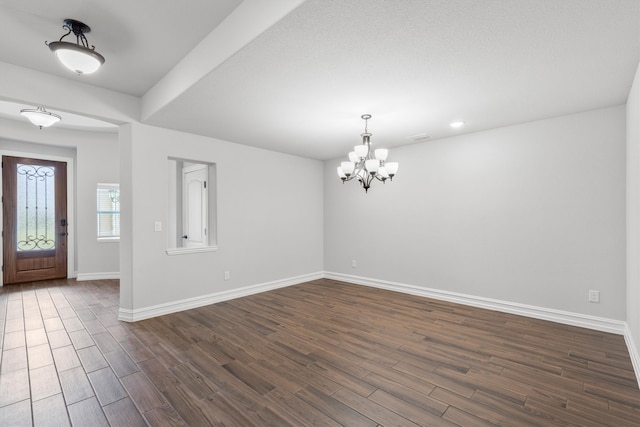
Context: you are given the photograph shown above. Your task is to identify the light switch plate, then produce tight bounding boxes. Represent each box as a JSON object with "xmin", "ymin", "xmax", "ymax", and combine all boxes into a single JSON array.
[{"xmin": 154, "ymin": 221, "xmax": 162, "ymax": 232}]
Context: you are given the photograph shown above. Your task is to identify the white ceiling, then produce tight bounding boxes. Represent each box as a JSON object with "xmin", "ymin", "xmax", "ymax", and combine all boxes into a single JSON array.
[
  {"xmin": 0, "ymin": 0, "xmax": 242, "ymax": 96},
  {"xmin": 1, "ymin": 0, "xmax": 638, "ymax": 160}
]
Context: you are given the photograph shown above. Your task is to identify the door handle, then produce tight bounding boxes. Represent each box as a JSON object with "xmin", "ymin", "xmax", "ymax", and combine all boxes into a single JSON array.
[
  {"xmin": 182, "ymin": 235, "xmax": 188, "ymax": 239},
  {"xmin": 59, "ymin": 232, "xmax": 68, "ymax": 237}
]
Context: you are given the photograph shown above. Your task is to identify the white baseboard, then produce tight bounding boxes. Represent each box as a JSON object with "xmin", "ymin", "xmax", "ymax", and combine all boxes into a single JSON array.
[
  {"xmin": 117, "ymin": 271, "xmax": 324, "ymax": 322},
  {"xmin": 623, "ymin": 324, "xmax": 640, "ymax": 389},
  {"xmin": 76, "ymin": 272, "xmax": 120, "ymax": 281},
  {"xmin": 324, "ymin": 272, "xmax": 627, "ymax": 334}
]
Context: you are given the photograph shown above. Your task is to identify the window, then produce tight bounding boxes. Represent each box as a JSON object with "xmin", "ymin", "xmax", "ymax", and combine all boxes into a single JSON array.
[{"xmin": 97, "ymin": 183, "xmax": 120, "ymax": 239}]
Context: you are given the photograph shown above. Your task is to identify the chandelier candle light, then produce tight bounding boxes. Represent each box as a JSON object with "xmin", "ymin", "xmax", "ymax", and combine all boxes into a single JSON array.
[{"xmin": 336, "ymin": 114, "xmax": 399, "ymax": 193}]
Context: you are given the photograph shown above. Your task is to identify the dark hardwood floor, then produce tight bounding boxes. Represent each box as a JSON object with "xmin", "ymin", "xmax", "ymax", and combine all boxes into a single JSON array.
[{"xmin": 1, "ymin": 278, "xmax": 639, "ymax": 426}]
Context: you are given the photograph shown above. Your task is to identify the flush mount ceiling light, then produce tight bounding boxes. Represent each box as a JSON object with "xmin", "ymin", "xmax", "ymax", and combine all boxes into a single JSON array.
[
  {"xmin": 20, "ymin": 106, "xmax": 62, "ymax": 129},
  {"xmin": 47, "ymin": 19, "xmax": 105, "ymax": 75},
  {"xmin": 336, "ymin": 114, "xmax": 399, "ymax": 193},
  {"xmin": 450, "ymin": 121, "xmax": 465, "ymax": 128}
]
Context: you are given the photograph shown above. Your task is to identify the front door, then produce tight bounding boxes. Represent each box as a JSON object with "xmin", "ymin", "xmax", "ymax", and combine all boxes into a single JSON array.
[{"xmin": 3, "ymin": 156, "xmax": 68, "ymax": 284}]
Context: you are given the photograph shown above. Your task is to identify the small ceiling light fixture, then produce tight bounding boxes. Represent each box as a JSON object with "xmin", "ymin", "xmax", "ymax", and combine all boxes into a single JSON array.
[
  {"xmin": 20, "ymin": 106, "xmax": 62, "ymax": 129},
  {"xmin": 336, "ymin": 114, "xmax": 399, "ymax": 193},
  {"xmin": 450, "ymin": 121, "xmax": 465, "ymax": 128},
  {"xmin": 47, "ymin": 19, "xmax": 105, "ymax": 75}
]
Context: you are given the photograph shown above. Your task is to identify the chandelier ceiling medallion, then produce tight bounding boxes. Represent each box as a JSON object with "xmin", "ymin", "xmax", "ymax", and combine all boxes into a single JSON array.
[
  {"xmin": 47, "ymin": 19, "xmax": 105, "ymax": 75},
  {"xmin": 336, "ymin": 114, "xmax": 399, "ymax": 193},
  {"xmin": 20, "ymin": 106, "xmax": 62, "ymax": 129}
]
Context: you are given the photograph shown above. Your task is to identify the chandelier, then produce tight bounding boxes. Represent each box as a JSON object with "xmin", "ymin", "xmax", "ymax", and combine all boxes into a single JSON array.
[
  {"xmin": 20, "ymin": 106, "xmax": 62, "ymax": 129},
  {"xmin": 47, "ymin": 19, "xmax": 105, "ymax": 75},
  {"xmin": 336, "ymin": 114, "xmax": 398, "ymax": 192}
]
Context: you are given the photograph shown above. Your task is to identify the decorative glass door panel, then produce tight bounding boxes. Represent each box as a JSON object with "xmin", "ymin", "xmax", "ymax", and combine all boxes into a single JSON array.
[
  {"xmin": 3, "ymin": 156, "xmax": 67, "ymax": 284},
  {"xmin": 17, "ymin": 163, "xmax": 56, "ymax": 251}
]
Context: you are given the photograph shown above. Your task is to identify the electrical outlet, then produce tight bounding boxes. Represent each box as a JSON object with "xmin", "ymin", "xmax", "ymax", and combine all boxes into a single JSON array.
[
  {"xmin": 224, "ymin": 271, "xmax": 231, "ymax": 280},
  {"xmin": 351, "ymin": 260, "xmax": 357, "ymax": 268},
  {"xmin": 588, "ymin": 290, "xmax": 600, "ymax": 303}
]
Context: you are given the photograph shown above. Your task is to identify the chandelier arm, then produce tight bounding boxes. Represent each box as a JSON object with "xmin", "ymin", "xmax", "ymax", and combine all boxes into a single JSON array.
[
  {"xmin": 57, "ymin": 26, "xmax": 72, "ymax": 43},
  {"xmin": 362, "ymin": 174, "xmax": 373, "ymax": 192},
  {"xmin": 78, "ymin": 33, "xmax": 95, "ymax": 50},
  {"xmin": 366, "ymin": 172, "xmax": 375, "ymax": 187}
]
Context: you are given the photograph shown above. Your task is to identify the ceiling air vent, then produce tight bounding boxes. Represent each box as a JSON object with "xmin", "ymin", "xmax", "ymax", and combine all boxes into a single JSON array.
[{"xmin": 408, "ymin": 133, "xmax": 431, "ymax": 142}]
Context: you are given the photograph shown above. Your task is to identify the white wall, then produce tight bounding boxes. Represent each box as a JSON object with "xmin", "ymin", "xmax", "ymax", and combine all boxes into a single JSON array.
[
  {"xmin": 118, "ymin": 122, "xmax": 324, "ymax": 317},
  {"xmin": 627, "ymin": 63, "xmax": 640, "ymax": 359},
  {"xmin": 325, "ymin": 106, "xmax": 626, "ymax": 319},
  {"xmin": 0, "ymin": 118, "xmax": 120, "ymax": 279},
  {"xmin": 76, "ymin": 132, "xmax": 120, "ymax": 278}
]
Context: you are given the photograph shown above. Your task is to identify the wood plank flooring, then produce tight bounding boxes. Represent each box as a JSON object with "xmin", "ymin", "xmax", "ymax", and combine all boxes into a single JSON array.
[{"xmin": 1, "ymin": 278, "xmax": 639, "ymax": 426}]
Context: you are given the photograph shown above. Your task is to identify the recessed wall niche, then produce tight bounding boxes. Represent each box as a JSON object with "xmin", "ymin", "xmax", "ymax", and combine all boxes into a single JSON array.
[{"xmin": 167, "ymin": 158, "xmax": 217, "ymax": 253}]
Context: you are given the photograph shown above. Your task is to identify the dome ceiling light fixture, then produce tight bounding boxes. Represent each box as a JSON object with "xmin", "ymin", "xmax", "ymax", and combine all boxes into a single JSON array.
[
  {"xmin": 336, "ymin": 114, "xmax": 399, "ymax": 193},
  {"xmin": 46, "ymin": 19, "xmax": 105, "ymax": 75},
  {"xmin": 20, "ymin": 106, "xmax": 62, "ymax": 129}
]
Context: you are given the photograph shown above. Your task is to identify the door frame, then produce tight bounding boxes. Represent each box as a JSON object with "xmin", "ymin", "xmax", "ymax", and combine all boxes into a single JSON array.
[{"xmin": 0, "ymin": 150, "xmax": 75, "ymax": 286}]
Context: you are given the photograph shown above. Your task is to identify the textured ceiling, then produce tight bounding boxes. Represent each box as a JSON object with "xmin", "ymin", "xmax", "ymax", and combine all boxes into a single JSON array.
[{"xmin": 1, "ymin": 0, "xmax": 639, "ymax": 159}]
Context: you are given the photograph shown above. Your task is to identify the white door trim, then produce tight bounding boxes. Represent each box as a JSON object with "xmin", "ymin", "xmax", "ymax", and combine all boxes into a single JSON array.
[{"xmin": 0, "ymin": 150, "xmax": 76, "ymax": 285}]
